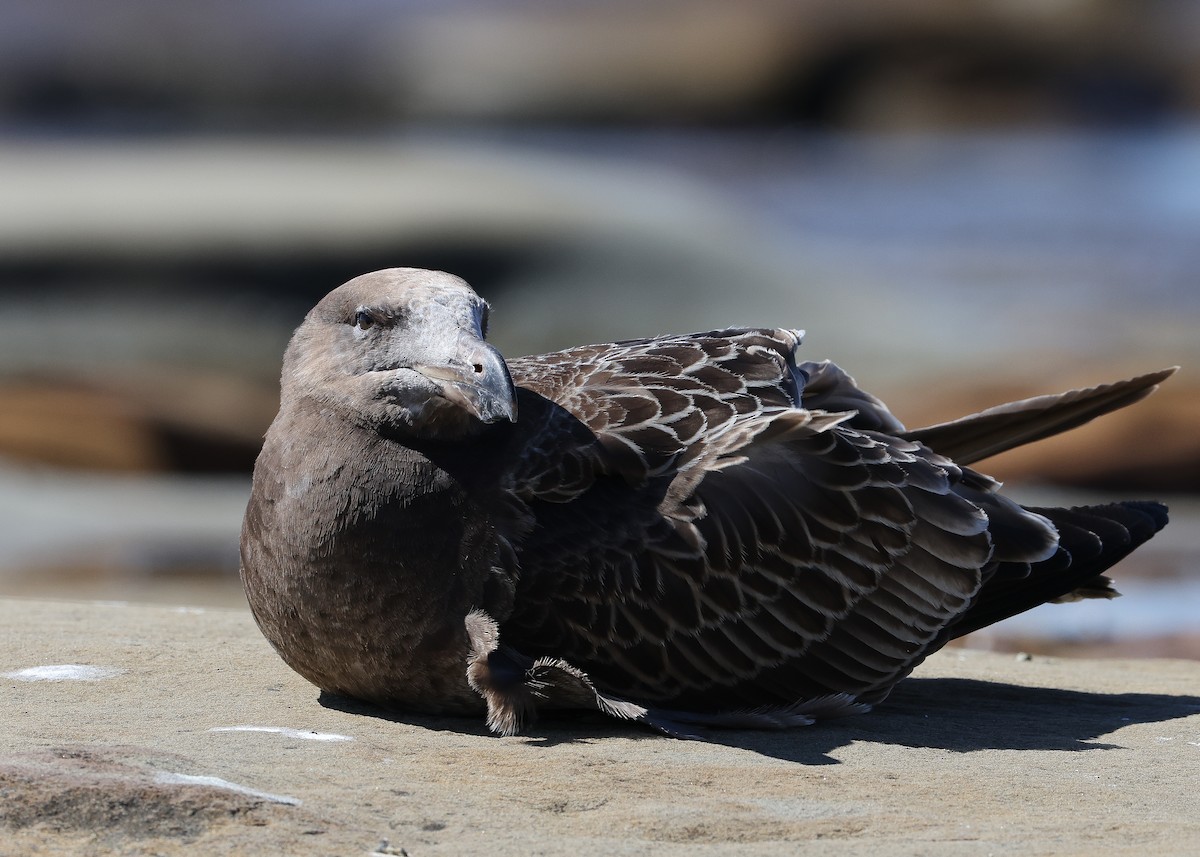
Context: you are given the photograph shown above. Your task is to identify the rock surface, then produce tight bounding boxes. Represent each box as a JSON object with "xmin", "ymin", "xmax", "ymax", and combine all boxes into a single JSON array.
[{"xmin": 2, "ymin": 598, "xmax": 1198, "ymax": 856}]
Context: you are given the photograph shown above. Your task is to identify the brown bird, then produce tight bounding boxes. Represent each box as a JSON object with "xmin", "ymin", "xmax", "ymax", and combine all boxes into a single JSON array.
[{"xmin": 240, "ymin": 268, "xmax": 1173, "ymax": 737}]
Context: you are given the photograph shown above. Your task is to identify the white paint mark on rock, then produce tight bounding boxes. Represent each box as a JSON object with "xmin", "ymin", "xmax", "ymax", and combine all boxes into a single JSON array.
[
  {"xmin": 3, "ymin": 664, "xmax": 124, "ymax": 682},
  {"xmin": 209, "ymin": 725, "xmax": 353, "ymax": 742},
  {"xmin": 154, "ymin": 771, "xmax": 301, "ymax": 806}
]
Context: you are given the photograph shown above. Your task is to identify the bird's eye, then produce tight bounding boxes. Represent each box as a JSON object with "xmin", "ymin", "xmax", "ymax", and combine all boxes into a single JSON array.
[{"xmin": 354, "ymin": 309, "xmax": 375, "ymax": 331}]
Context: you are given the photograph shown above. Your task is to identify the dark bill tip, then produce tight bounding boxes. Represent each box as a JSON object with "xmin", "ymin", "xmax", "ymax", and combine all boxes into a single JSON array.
[{"xmin": 416, "ymin": 338, "xmax": 517, "ymax": 425}]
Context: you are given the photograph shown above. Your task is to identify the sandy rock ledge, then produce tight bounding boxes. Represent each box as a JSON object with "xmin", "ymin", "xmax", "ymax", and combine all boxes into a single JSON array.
[{"xmin": 1, "ymin": 598, "xmax": 1197, "ymax": 856}]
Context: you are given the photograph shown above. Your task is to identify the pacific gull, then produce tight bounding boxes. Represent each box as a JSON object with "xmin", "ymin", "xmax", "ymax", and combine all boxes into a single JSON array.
[{"xmin": 240, "ymin": 268, "xmax": 1173, "ymax": 737}]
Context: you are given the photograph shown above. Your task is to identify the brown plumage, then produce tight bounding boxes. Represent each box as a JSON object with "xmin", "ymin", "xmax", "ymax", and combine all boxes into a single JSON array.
[{"xmin": 240, "ymin": 268, "xmax": 1173, "ymax": 738}]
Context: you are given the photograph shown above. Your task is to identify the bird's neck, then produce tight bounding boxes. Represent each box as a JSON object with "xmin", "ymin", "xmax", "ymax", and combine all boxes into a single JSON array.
[{"xmin": 252, "ymin": 397, "xmax": 508, "ymax": 584}]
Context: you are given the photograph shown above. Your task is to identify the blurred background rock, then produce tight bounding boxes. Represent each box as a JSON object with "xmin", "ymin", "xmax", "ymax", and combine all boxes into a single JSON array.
[{"xmin": 0, "ymin": 0, "xmax": 1196, "ymax": 656}]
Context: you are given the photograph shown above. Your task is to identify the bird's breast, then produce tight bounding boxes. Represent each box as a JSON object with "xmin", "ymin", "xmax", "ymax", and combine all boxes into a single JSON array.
[{"xmin": 240, "ymin": 409, "xmax": 501, "ymax": 713}]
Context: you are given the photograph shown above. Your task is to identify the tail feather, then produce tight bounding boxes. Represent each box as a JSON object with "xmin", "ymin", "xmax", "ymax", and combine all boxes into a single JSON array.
[
  {"xmin": 903, "ymin": 368, "xmax": 1177, "ymax": 465},
  {"xmin": 949, "ymin": 500, "xmax": 1169, "ymax": 638}
]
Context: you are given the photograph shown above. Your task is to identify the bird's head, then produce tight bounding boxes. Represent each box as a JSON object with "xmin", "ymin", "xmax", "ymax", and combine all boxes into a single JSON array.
[{"xmin": 281, "ymin": 268, "xmax": 517, "ymax": 438}]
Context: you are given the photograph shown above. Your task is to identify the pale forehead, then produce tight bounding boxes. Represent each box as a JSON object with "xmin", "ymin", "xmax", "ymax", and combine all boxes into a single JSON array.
[{"xmin": 315, "ymin": 268, "xmax": 485, "ymax": 321}]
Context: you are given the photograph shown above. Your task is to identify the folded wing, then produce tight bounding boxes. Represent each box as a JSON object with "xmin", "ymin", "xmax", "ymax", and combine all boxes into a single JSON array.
[{"xmin": 497, "ymin": 330, "xmax": 1063, "ymax": 725}]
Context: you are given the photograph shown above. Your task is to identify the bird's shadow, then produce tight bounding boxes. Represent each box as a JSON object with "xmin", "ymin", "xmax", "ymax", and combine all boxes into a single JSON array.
[
  {"xmin": 320, "ymin": 677, "xmax": 1200, "ymax": 765},
  {"xmin": 712, "ymin": 677, "xmax": 1200, "ymax": 765},
  {"xmin": 318, "ymin": 691, "xmax": 636, "ymax": 743}
]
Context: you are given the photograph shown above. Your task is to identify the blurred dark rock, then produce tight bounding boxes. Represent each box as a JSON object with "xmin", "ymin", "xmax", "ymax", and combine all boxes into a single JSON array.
[
  {"xmin": 0, "ymin": 0, "xmax": 1196, "ymax": 132},
  {"xmin": 0, "ymin": 372, "xmax": 275, "ymax": 473}
]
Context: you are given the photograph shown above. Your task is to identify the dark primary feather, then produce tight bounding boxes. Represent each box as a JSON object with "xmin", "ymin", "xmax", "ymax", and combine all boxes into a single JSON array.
[{"xmin": 241, "ymin": 270, "xmax": 1173, "ymax": 739}]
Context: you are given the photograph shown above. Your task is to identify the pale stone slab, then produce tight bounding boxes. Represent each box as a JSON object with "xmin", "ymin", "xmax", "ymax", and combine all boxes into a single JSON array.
[{"xmin": 2, "ymin": 597, "xmax": 1197, "ymax": 856}]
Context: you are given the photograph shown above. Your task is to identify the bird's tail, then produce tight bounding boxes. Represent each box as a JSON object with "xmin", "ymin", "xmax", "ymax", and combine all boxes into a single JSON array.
[
  {"xmin": 902, "ymin": 367, "xmax": 1177, "ymax": 465},
  {"xmin": 949, "ymin": 500, "xmax": 1169, "ymax": 639}
]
